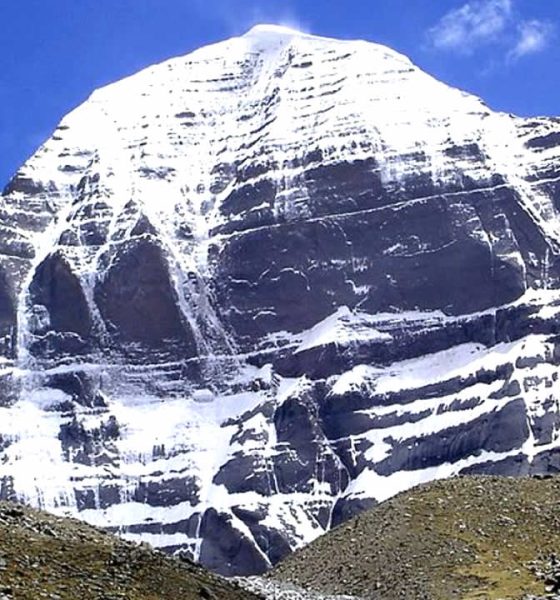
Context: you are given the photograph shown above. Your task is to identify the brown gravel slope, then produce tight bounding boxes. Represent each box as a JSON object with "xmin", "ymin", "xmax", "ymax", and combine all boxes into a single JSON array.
[
  {"xmin": 270, "ymin": 475, "xmax": 560, "ymax": 600},
  {"xmin": 0, "ymin": 501, "xmax": 260, "ymax": 600}
]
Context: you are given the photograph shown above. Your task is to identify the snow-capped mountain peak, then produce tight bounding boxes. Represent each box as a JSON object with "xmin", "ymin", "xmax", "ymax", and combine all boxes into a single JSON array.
[
  {"xmin": 0, "ymin": 27, "xmax": 560, "ymax": 576},
  {"xmin": 244, "ymin": 23, "xmax": 307, "ymax": 37}
]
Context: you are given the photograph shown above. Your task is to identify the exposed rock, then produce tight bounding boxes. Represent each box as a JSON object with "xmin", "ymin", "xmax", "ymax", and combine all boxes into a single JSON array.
[
  {"xmin": 0, "ymin": 25, "xmax": 560, "ymax": 576},
  {"xmin": 95, "ymin": 238, "xmax": 196, "ymax": 352}
]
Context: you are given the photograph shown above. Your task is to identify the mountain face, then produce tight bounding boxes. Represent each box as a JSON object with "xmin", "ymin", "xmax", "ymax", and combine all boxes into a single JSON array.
[{"xmin": 1, "ymin": 23, "xmax": 560, "ymax": 576}]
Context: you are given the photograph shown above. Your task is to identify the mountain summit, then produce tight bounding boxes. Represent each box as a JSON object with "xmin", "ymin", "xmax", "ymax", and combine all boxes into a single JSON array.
[
  {"xmin": 245, "ymin": 23, "xmax": 307, "ymax": 36},
  {"xmin": 0, "ymin": 27, "xmax": 560, "ymax": 575}
]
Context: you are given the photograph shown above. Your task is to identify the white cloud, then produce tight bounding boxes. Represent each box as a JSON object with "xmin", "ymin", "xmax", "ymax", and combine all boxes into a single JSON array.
[
  {"xmin": 190, "ymin": 0, "xmax": 304, "ymax": 37},
  {"xmin": 508, "ymin": 19, "xmax": 554, "ymax": 60},
  {"xmin": 428, "ymin": 0, "xmax": 553, "ymax": 61},
  {"xmin": 428, "ymin": 0, "xmax": 513, "ymax": 53}
]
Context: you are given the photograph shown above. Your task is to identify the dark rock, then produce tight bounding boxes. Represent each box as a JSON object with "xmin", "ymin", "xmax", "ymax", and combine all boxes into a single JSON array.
[
  {"xmin": 0, "ymin": 268, "xmax": 15, "ymax": 358},
  {"xmin": 46, "ymin": 370, "xmax": 105, "ymax": 408},
  {"xmin": 331, "ymin": 496, "xmax": 378, "ymax": 529},
  {"xmin": 461, "ymin": 453, "xmax": 530, "ymax": 476},
  {"xmin": 198, "ymin": 509, "xmax": 270, "ymax": 576},
  {"xmin": 132, "ymin": 476, "xmax": 199, "ymax": 507},
  {"xmin": 375, "ymin": 399, "xmax": 530, "ymax": 476},
  {"xmin": 231, "ymin": 506, "xmax": 292, "ymax": 566},
  {"xmin": 28, "ymin": 251, "xmax": 92, "ymax": 341},
  {"xmin": 95, "ymin": 238, "xmax": 196, "ymax": 351}
]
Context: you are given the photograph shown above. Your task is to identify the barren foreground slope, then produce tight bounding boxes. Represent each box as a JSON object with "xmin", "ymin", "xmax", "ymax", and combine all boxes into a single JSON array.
[
  {"xmin": 271, "ymin": 475, "xmax": 560, "ymax": 600},
  {"xmin": 0, "ymin": 501, "xmax": 260, "ymax": 600}
]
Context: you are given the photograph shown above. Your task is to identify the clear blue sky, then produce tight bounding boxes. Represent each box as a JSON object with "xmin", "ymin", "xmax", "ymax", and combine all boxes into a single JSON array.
[{"xmin": 1, "ymin": 0, "xmax": 558, "ymax": 189}]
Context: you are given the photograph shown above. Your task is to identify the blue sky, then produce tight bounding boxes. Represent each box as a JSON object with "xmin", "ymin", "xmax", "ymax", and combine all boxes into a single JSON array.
[{"xmin": 0, "ymin": 0, "xmax": 558, "ymax": 188}]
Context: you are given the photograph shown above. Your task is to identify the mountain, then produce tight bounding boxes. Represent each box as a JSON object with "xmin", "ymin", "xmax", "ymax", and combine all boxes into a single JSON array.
[
  {"xmin": 1, "ymin": 24, "xmax": 560, "ymax": 576},
  {"xmin": 0, "ymin": 500, "xmax": 260, "ymax": 600},
  {"xmin": 269, "ymin": 475, "xmax": 560, "ymax": 599}
]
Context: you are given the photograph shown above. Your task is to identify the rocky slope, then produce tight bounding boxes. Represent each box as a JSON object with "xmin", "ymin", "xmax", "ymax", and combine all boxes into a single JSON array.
[
  {"xmin": 1, "ymin": 24, "xmax": 560, "ymax": 575},
  {"xmin": 271, "ymin": 475, "xmax": 560, "ymax": 600},
  {"xmin": 0, "ymin": 501, "xmax": 259, "ymax": 600}
]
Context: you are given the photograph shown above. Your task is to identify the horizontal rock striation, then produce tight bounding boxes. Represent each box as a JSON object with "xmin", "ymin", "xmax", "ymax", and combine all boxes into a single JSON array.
[{"xmin": 1, "ymin": 24, "xmax": 560, "ymax": 575}]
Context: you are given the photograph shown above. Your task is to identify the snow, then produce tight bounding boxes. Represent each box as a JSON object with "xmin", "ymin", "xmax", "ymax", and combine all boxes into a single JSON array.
[
  {"xmin": 344, "ymin": 446, "xmax": 516, "ymax": 503},
  {"xmin": 245, "ymin": 24, "xmax": 306, "ymax": 38},
  {"xmin": 192, "ymin": 389, "xmax": 215, "ymax": 403},
  {"xmin": 1, "ymin": 23, "xmax": 560, "ymax": 569},
  {"xmin": 296, "ymin": 306, "xmax": 392, "ymax": 353},
  {"xmin": 330, "ymin": 339, "xmax": 526, "ymax": 397}
]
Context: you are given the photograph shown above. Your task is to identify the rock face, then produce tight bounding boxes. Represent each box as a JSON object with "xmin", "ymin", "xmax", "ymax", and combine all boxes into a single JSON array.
[{"xmin": 1, "ymin": 24, "xmax": 560, "ymax": 575}]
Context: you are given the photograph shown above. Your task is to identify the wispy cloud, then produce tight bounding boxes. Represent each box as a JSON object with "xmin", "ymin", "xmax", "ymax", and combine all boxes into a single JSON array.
[
  {"xmin": 190, "ymin": 0, "xmax": 304, "ymax": 37},
  {"xmin": 508, "ymin": 19, "xmax": 554, "ymax": 61},
  {"xmin": 428, "ymin": 0, "xmax": 512, "ymax": 54},
  {"xmin": 427, "ymin": 0, "xmax": 553, "ymax": 61}
]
